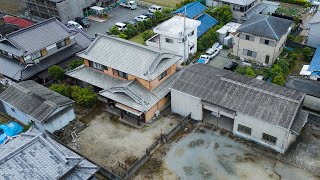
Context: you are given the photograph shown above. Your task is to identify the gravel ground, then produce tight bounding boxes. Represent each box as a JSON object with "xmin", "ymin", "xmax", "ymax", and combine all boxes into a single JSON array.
[
  {"xmin": 164, "ymin": 129, "xmax": 319, "ymax": 180},
  {"xmin": 68, "ymin": 111, "xmax": 180, "ymax": 169}
]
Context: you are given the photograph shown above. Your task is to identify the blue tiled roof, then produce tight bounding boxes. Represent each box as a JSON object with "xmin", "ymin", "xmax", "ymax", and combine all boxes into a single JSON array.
[
  {"xmin": 308, "ymin": 47, "xmax": 320, "ymax": 71},
  {"xmin": 197, "ymin": 13, "xmax": 218, "ymax": 37},
  {"xmin": 172, "ymin": 2, "xmax": 207, "ymax": 19}
]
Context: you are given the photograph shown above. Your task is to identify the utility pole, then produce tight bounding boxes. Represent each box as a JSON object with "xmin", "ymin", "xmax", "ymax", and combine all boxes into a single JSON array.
[{"xmin": 183, "ymin": 6, "xmax": 186, "ymax": 61}]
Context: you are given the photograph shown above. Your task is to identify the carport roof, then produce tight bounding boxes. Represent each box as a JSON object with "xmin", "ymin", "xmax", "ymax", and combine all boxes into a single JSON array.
[{"xmin": 172, "ymin": 64, "xmax": 307, "ymax": 133}]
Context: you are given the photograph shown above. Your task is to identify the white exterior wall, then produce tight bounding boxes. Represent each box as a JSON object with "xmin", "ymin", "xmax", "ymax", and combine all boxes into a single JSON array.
[
  {"xmin": 171, "ymin": 89, "xmax": 202, "ymax": 120},
  {"xmin": 156, "ymin": 28, "xmax": 198, "ymax": 60},
  {"xmin": 232, "ymin": 30, "xmax": 289, "ymax": 65},
  {"xmin": 233, "ymin": 113, "xmax": 291, "ymax": 153},
  {"xmin": 307, "ymin": 23, "xmax": 320, "ymax": 48},
  {"xmin": 1, "ymin": 101, "xmax": 31, "ymax": 125}
]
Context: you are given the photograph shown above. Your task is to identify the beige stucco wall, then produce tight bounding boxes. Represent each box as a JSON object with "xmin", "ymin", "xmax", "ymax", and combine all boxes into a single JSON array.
[
  {"xmin": 233, "ymin": 113, "xmax": 292, "ymax": 153},
  {"xmin": 232, "ymin": 30, "xmax": 289, "ymax": 65}
]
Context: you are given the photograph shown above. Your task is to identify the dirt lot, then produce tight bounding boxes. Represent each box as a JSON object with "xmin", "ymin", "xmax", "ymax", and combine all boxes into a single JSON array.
[
  {"xmin": 67, "ymin": 111, "xmax": 180, "ymax": 169},
  {"xmin": 0, "ymin": 0, "xmax": 21, "ymax": 15},
  {"xmin": 163, "ymin": 126, "xmax": 319, "ymax": 180}
]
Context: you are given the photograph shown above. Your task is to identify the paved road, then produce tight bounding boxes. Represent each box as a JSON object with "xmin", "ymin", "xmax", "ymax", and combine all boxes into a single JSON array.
[{"xmin": 83, "ymin": 6, "xmax": 148, "ymax": 37}]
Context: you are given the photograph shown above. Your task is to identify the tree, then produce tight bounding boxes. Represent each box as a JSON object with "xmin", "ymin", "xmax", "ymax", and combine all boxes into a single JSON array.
[
  {"xmin": 48, "ymin": 65, "xmax": 64, "ymax": 81},
  {"xmin": 272, "ymin": 75, "xmax": 286, "ymax": 86},
  {"xmin": 142, "ymin": 30, "xmax": 155, "ymax": 41},
  {"xmin": 50, "ymin": 84, "xmax": 71, "ymax": 97},
  {"xmin": 276, "ymin": 59, "xmax": 289, "ymax": 75},
  {"xmin": 302, "ymin": 47, "xmax": 312, "ymax": 62},
  {"xmin": 136, "ymin": 22, "xmax": 146, "ymax": 32},
  {"xmin": 143, "ymin": 19, "xmax": 153, "ymax": 29},
  {"xmin": 235, "ymin": 66, "xmax": 247, "ymax": 75},
  {"xmin": 207, "ymin": 6, "xmax": 233, "ymax": 25},
  {"xmin": 71, "ymin": 86, "xmax": 97, "ymax": 107},
  {"xmin": 118, "ymin": 33, "xmax": 128, "ymax": 39},
  {"xmin": 123, "ymin": 24, "xmax": 138, "ymax": 38},
  {"xmin": 68, "ymin": 59, "xmax": 83, "ymax": 70},
  {"xmin": 109, "ymin": 25, "xmax": 120, "ymax": 35},
  {"xmin": 270, "ymin": 64, "xmax": 283, "ymax": 78},
  {"xmin": 245, "ymin": 67, "xmax": 256, "ymax": 78}
]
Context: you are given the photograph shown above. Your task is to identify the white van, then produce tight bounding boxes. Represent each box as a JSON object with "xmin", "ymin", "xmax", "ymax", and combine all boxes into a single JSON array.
[
  {"xmin": 67, "ymin": 21, "xmax": 83, "ymax": 30},
  {"xmin": 115, "ymin": 22, "xmax": 127, "ymax": 31},
  {"xmin": 149, "ymin": 5, "xmax": 162, "ymax": 13}
]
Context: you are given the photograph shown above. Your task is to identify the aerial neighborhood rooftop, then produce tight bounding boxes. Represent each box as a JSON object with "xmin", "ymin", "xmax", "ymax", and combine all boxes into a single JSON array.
[{"xmin": 0, "ymin": 0, "xmax": 320, "ymax": 179}]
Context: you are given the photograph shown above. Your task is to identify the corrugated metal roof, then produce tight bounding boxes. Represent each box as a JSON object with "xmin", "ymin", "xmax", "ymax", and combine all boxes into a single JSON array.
[
  {"xmin": 238, "ymin": 14, "xmax": 292, "ymax": 40},
  {"xmin": 197, "ymin": 13, "xmax": 218, "ymax": 37},
  {"xmin": 309, "ymin": 11, "xmax": 320, "ymax": 24},
  {"xmin": 0, "ymin": 128, "xmax": 98, "ymax": 179},
  {"xmin": 172, "ymin": 2, "xmax": 206, "ymax": 19},
  {"xmin": 220, "ymin": 0, "xmax": 255, "ymax": 6},
  {"xmin": 3, "ymin": 15, "xmax": 33, "ymax": 28},
  {"xmin": 79, "ymin": 35, "xmax": 181, "ymax": 81},
  {"xmin": 172, "ymin": 64, "xmax": 306, "ymax": 131},
  {"xmin": 0, "ymin": 81, "xmax": 74, "ymax": 123},
  {"xmin": 4, "ymin": 18, "xmax": 71, "ymax": 55},
  {"xmin": 308, "ymin": 47, "xmax": 320, "ymax": 71}
]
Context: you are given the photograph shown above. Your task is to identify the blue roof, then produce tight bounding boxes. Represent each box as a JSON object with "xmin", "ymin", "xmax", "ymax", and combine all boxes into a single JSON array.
[
  {"xmin": 308, "ymin": 47, "xmax": 320, "ymax": 71},
  {"xmin": 197, "ymin": 13, "xmax": 218, "ymax": 37},
  {"xmin": 172, "ymin": 2, "xmax": 207, "ymax": 19}
]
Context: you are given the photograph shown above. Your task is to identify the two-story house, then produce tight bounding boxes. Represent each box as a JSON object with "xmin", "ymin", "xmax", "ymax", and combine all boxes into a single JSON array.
[
  {"xmin": 0, "ymin": 18, "xmax": 92, "ymax": 82},
  {"xmin": 206, "ymin": 0, "xmax": 269, "ymax": 23},
  {"xmin": 146, "ymin": 16, "xmax": 201, "ymax": 61},
  {"xmin": 66, "ymin": 35, "xmax": 182, "ymax": 127},
  {"xmin": 172, "ymin": 2, "xmax": 218, "ymax": 38},
  {"xmin": 232, "ymin": 14, "xmax": 293, "ymax": 65}
]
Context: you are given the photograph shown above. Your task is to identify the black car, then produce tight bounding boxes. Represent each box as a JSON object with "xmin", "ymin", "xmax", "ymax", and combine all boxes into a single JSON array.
[
  {"xmin": 142, "ymin": 12, "xmax": 154, "ymax": 19},
  {"xmin": 75, "ymin": 17, "xmax": 90, "ymax": 28},
  {"xmin": 223, "ymin": 62, "xmax": 238, "ymax": 71}
]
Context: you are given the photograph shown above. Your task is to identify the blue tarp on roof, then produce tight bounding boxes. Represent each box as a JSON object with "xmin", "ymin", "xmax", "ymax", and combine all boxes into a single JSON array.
[
  {"xmin": 172, "ymin": 2, "xmax": 206, "ymax": 19},
  {"xmin": 197, "ymin": 58, "xmax": 206, "ymax": 64},
  {"xmin": 308, "ymin": 47, "xmax": 320, "ymax": 71},
  {"xmin": 0, "ymin": 133, "xmax": 6, "ymax": 144},
  {"xmin": 197, "ymin": 13, "xmax": 218, "ymax": 37}
]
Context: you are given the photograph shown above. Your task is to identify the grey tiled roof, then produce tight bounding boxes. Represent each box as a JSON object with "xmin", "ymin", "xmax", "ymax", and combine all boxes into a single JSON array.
[
  {"xmin": 0, "ymin": 39, "xmax": 23, "ymax": 56},
  {"xmin": 78, "ymin": 35, "xmax": 181, "ymax": 81},
  {"xmin": 67, "ymin": 65, "xmax": 179, "ymax": 112},
  {"xmin": 0, "ymin": 80, "xmax": 74, "ymax": 123},
  {"xmin": 0, "ymin": 44, "xmax": 82, "ymax": 81},
  {"xmin": 172, "ymin": 64, "xmax": 306, "ymax": 131},
  {"xmin": 4, "ymin": 18, "xmax": 72, "ymax": 55},
  {"xmin": 238, "ymin": 14, "xmax": 292, "ymax": 40},
  {"xmin": 0, "ymin": 128, "xmax": 98, "ymax": 180}
]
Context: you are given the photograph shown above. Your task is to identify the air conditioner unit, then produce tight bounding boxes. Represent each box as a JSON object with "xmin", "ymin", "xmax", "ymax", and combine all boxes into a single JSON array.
[{"xmin": 155, "ymin": 110, "xmax": 160, "ymax": 117}]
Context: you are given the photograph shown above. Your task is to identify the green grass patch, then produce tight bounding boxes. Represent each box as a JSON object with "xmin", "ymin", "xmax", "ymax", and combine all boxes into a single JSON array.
[{"xmin": 129, "ymin": 33, "xmax": 146, "ymax": 45}]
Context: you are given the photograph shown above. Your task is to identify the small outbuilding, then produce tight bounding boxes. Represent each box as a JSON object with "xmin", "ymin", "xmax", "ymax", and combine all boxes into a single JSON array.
[
  {"xmin": 0, "ymin": 80, "xmax": 76, "ymax": 133},
  {"xmin": 171, "ymin": 64, "xmax": 308, "ymax": 153}
]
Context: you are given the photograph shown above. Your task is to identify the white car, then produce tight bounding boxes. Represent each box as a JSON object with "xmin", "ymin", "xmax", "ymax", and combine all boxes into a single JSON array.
[
  {"xmin": 115, "ymin": 22, "xmax": 127, "ymax": 31},
  {"xmin": 67, "ymin": 21, "xmax": 83, "ymax": 30},
  {"xmin": 149, "ymin": 5, "xmax": 162, "ymax": 13},
  {"xmin": 120, "ymin": 1, "xmax": 137, "ymax": 10},
  {"xmin": 134, "ymin": 15, "xmax": 148, "ymax": 22}
]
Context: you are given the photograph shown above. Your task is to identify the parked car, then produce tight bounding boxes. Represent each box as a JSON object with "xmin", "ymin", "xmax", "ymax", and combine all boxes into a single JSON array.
[
  {"xmin": 135, "ymin": 15, "xmax": 148, "ymax": 22},
  {"xmin": 115, "ymin": 22, "xmax": 127, "ymax": 31},
  {"xmin": 199, "ymin": 48, "xmax": 219, "ymax": 61},
  {"xmin": 149, "ymin": 5, "xmax": 162, "ymax": 13},
  {"xmin": 75, "ymin": 17, "xmax": 90, "ymax": 28},
  {"xmin": 120, "ymin": 1, "xmax": 137, "ymax": 10},
  {"xmin": 142, "ymin": 12, "xmax": 154, "ymax": 19},
  {"xmin": 124, "ymin": 19, "xmax": 137, "ymax": 27},
  {"xmin": 67, "ymin": 21, "xmax": 83, "ymax": 30},
  {"xmin": 223, "ymin": 61, "xmax": 239, "ymax": 71}
]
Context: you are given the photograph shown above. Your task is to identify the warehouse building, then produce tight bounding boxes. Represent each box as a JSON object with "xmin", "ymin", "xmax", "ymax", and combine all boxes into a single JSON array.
[{"xmin": 171, "ymin": 64, "xmax": 308, "ymax": 153}]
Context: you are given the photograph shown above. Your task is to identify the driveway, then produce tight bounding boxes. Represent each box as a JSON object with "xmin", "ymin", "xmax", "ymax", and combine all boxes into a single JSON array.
[
  {"xmin": 83, "ymin": 6, "xmax": 148, "ymax": 37},
  {"xmin": 208, "ymin": 49, "xmax": 233, "ymax": 69}
]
